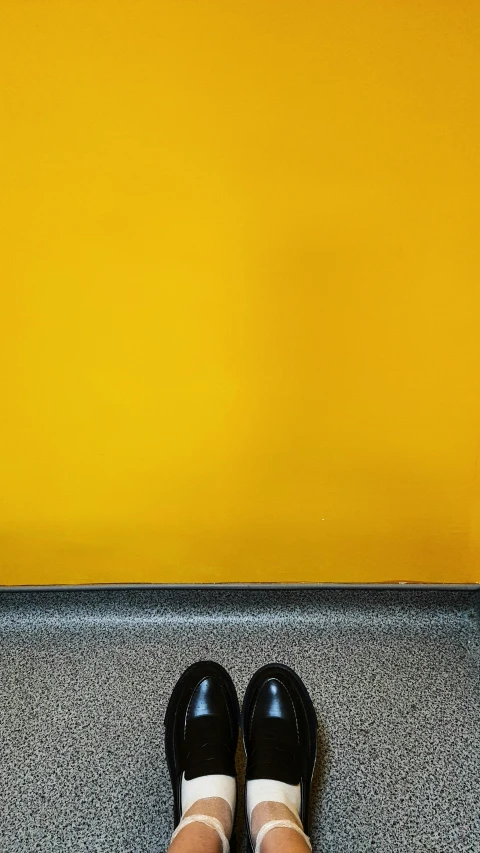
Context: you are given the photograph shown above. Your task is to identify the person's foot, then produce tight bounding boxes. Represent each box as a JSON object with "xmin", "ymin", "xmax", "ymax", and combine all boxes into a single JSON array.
[
  {"xmin": 241, "ymin": 663, "xmax": 317, "ymax": 853},
  {"xmin": 165, "ymin": 661, "xmax": 240, "ymax": 850}
]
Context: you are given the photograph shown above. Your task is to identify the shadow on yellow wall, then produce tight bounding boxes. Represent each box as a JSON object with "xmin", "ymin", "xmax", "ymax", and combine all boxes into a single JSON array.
[{"xmin": 1, "ymin": 0, "xmax": 479, "ymax": 584}]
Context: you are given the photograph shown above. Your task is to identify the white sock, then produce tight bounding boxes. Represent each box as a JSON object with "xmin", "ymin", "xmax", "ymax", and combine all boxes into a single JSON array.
[
  {"xmin": 255, "ymin": 820, "xmax": 311, "ymax": 853},
  {"xmin": 246, "ymin": 779, "xmax": 301, "ymax": 825},
  {"xmin": 181, "ymin": 773, "xmax": 236, "ymax": 818},
  {"xmin": 171, "ymin": 815, "xmax": 230, "ymax": 853}
]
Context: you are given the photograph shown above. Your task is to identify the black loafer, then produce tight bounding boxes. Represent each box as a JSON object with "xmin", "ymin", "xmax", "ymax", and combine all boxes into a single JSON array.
[
  {"xmin": 241, "ymin": 663, "xmax": 317, "ymax": 852},
  {"xmin": 164, "ymin": 661, "xmax": 240, "ymax": 830}
]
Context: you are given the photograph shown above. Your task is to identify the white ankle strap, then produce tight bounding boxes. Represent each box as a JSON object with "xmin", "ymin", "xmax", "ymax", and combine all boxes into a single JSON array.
[
  {"xmin": 171, "ymin": 814, "xmax": 230, "ymax": 853},
  {"xmin": 255, "ymin": 819, "xmax": 312, "ymax": 853}
]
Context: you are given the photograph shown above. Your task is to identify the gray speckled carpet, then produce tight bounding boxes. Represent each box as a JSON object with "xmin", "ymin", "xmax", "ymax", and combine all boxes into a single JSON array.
[{"xmin": 0, "ymin": 589, "xmax": 479, "ymax": 853}]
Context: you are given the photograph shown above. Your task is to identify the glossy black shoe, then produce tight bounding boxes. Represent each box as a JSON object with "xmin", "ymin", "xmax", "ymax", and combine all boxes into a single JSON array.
[
  {"xmin": 241, "ymin": 663, "xmax": 317, "ymax": 852},
  {"xmin": 164, "ymin": 661, "xmax": 240, "ymax": 831}
]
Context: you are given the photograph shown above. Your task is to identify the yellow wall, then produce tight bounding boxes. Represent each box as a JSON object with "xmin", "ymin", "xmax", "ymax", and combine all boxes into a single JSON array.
[{"xmin": 1, "ymin": 0, "xmax": 479, "ymax": 585}]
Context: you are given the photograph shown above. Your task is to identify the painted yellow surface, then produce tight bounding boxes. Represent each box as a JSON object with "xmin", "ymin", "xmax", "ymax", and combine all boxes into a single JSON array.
[{"xmin": 1, "ymin": 1, "xmax": 479, "ymax": 585}]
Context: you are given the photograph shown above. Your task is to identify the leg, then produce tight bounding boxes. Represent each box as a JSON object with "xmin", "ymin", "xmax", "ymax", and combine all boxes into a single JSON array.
[
  {"xmin": 168, "ymin": 797, "xmax": 231, "ymax": 853},
  {"xmin": 251, "ymin": 802, "xmax": 311, "ymax": 853}
]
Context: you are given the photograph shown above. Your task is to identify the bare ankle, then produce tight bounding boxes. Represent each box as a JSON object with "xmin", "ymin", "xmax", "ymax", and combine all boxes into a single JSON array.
[
  {"xmin": 168, "ymin": 799, "xmax": 232, "ymax": 853},
  {"xmin": 250, "ymin": 801, "xmax": 302, "ymax": 843},
  {"xmin": 183, "ymin": 796, "xmax": 233, "ymax": 839}
]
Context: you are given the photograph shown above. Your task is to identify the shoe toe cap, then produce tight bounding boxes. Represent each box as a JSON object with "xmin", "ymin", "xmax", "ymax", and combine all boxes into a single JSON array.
[
  {"xmin": 187, "ymin": 676, "xmax": 227, "ymax": 720},
  {"xmin": 254, "ymin": 677, "xmax": 297, "ymax": 723}
]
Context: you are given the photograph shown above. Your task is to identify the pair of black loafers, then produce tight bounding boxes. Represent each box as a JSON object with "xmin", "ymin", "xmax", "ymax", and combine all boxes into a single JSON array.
[{"xmin": 164, "ymin": 661, "xmax": 317, "ymax": 852}]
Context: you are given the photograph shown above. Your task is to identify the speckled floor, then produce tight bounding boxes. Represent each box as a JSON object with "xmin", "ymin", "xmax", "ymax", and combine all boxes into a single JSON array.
[{"xmin": 0, "ymin": 588, "xmax": 479, "ymax": 852}]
